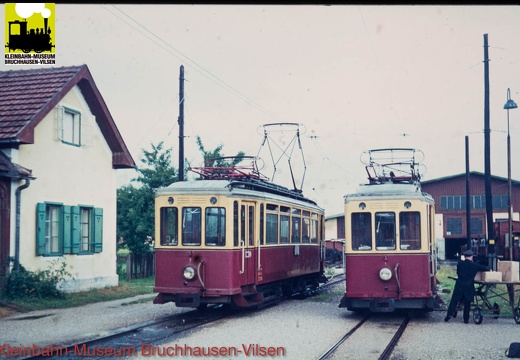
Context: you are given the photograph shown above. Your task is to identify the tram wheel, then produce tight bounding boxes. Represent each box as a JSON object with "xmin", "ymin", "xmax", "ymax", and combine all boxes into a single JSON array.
[
  {"xmin": 514, "ymin": 307, "xmax": 520, "ymax": 324},
  {"xmin": 22, "ymin": 49, "xmax": 31, "ymax": 53},
  {"xmin": 492, "ymin": 303, "xmax": 500, "ymax": 319},
  {"xmin": 473, "ymin": 307, "xmax": 483, "ymax": 325}
]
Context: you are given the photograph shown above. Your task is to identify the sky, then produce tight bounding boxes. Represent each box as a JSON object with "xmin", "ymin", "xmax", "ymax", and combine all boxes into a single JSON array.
[{"xmin": 2, "ymin": 4, "xmax": 520, "ymax": 215}]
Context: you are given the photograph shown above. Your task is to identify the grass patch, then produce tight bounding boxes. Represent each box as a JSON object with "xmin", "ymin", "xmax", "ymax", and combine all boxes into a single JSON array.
[
  {"xmin": 309, "ymin": 287, "xmax": 345, "ymax": 303},
  {"xmin": 0, "ymin": 277, "xmax": 155, "ymax": 313},
  {"xmin": 436, "ymin": 265, "xmax": 457, "ymax": 304}
]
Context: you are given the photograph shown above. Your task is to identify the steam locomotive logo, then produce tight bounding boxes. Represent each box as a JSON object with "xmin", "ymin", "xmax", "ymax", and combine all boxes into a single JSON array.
[{"xmin": 4, "ymin": 3, "xmax": 55, "ymax": 54}]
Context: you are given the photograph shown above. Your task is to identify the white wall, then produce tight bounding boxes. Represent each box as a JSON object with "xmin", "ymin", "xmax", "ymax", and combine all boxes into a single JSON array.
[
  {"xmin": 325, "ymin": 217, "xmax": 339, "ymax": 240},
  {"xmin": 12, "ymin": 86, "xmax": 118, "ymax": 291},
  {"xmin": 435, "ymin": 213, "xmax": 445, "ymax": 260}
]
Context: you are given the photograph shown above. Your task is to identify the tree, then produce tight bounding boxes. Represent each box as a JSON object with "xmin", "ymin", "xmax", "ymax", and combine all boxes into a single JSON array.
[
  {"xmin": 117, "ymin": 139, "xmax": 245, "ymax": 254},
  {"xmin": 196, "ymin": 135, "xmax": 245, "ymax": 167},
  {"xmin": 135, "ymin": 142, "xmax": 178, "ymax": 190},
  {"xmin": 117, "ymin": 142, "xmax": 177, "ymax": 255}
]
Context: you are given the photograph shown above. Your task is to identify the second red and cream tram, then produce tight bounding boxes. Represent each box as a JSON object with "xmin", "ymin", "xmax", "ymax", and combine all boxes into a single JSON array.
[{"xmin": 339, "ymin": 149, "xmax": 440, "ymax": 312}]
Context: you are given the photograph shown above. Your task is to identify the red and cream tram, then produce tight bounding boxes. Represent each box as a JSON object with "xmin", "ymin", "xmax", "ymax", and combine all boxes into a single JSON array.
[
  {"xmin": 339, "ymin": 148, "xmax": 440, "ymax": 312},
  {"xmin": 153, "ymin": 158, "xmax": 326, "ymax": 309}
]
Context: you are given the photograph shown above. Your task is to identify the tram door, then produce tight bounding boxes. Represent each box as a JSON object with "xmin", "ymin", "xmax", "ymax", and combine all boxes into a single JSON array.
[{"xmin": 240, "ymin": 202, "xmax": 257, "ymax": 285}]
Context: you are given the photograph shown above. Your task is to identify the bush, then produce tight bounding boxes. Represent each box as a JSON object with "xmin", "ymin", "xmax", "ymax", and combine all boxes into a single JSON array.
[{"xmin": 2, "ymin": 258, "xmax": 73, "ymax": 299}]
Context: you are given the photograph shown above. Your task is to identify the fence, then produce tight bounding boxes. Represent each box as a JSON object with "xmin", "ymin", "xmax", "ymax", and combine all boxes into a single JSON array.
[{"xmin": 117, "ymin": 252, "xmax": 155, "ymax": 281}]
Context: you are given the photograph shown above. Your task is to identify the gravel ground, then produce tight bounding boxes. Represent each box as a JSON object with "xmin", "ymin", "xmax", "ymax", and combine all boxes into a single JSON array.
[
  {"xmin": 138, "ymin": 294, "xmax": 520, "ymax": 360},
  {"xmin": 0, "ymin": 294, "xmax": 184, "ymax": 351},
  {"xmin": 1, "ymin": 283, "xmax": 519, "ymax": 359}
]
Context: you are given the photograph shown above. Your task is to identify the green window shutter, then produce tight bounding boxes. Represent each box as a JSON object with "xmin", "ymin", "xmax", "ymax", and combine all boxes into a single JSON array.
[
  {"xmin": 71, "ymin": 206, "xmax": 80, "ymax": 254},
  {"xmin": 93, "ymin": 208, "xmax": 103, "ymax": 253},
  {"xmin": 36, "ymin": 203, "xmax": 47, "ymax": 255},
  {"xmin": 63, "ymin": 205, "xmax": 72, "ymax": 254}
]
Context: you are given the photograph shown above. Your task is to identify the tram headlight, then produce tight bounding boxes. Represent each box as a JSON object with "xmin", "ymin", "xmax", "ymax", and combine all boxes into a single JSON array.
[
  {"xmin": 379, "ymin": 267, "xmax": 392, "ymax": 281},
  {"xmin": 183, "ymin": 266, "xmax": 197, "ymax": 280}
]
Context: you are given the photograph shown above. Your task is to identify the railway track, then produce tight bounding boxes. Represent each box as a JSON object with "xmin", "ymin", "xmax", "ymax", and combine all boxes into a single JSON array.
[
  {"xmin": 20, "ymin": 276, "xmax": 342, "ymax": 360},
  {"xmin": 317, "ymin": 313, "xmax": 410, "ymax": 360},
  {"xmin": 22, "ymin": 305, "xmax": 234, "ymax": 360}
]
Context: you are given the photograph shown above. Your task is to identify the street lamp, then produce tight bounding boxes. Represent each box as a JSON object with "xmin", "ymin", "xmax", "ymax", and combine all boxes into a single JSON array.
[{"xmin": 504, "ymin": 88, "xmax": 517, "ymax": 261}]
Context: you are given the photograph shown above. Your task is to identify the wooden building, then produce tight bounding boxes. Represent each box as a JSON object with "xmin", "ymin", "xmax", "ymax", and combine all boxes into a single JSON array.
[
  {"xmin": 325, "ymin": 171, "xmax": 520, "ymax": 261},
  {"xmin": 422, "ymin": 171, "xmax": 520, "ymax": 260}
]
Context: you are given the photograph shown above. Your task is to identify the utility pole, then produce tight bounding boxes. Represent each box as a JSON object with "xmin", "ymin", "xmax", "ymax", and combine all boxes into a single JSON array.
[
  {"xmin": 178, "ymin": 65, "xmax": 185, "ymax": 182},
  {"xmin": 483, "ymin": 34, "xmax": 495, "ymax": 265},
  {"xmin": 466, "ymin": 136, "xmax": 471, "ymax": 250}
]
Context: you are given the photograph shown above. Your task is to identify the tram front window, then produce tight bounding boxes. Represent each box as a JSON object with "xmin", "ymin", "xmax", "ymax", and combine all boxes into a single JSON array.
[
  {"xmin": 205, "ymin": 207, "xmax": 226, "ymax": 246},
  {"xmin": 351, "ymin": 213, "xmax": 372, "ymax": 250},
  {"xmin": 375, "ymin": 212, "xmax": 396, "ymax": 250},
  {"xmin": 182, "ymin": 207, "xmax": 202, "ymax": 246},
  {"xmin": 399, "ymin": 211, "xmax": 421, "ymax": 250},
  {"xmin": 160, "ymin": 207, "xmax": 178, "ymax": 246}
]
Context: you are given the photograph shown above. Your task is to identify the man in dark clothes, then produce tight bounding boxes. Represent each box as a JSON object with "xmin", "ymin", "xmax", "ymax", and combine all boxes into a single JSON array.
[{"xmin": 445, "ymin": 249, "xmax": 490, "ymax": 323}]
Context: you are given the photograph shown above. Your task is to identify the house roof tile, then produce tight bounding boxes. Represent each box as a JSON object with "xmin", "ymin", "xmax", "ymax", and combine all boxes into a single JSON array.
[{"xmin": 0, "ymin": 65, "xmax": 135, "ymax": 169}]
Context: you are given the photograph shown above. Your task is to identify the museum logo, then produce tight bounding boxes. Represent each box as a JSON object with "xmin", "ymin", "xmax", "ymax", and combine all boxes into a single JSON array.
[{"xmin": 4, "ymin": 3, "xmax": 55, "ymax": 65}]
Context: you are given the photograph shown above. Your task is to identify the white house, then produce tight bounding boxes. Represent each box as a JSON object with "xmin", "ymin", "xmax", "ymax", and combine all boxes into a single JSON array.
[{"xmin": 0, "ymin": 65, "xmax": 135, "ymax": 291}]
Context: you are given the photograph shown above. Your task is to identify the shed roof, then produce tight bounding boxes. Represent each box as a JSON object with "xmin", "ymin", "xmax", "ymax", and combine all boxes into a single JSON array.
[
  {"xmin": 0, "ymin": 65, "xmax": 135, "ymax": 169},
  {"xmin": 422, "ymin": 171, "xmax": 520, "ymax": 186}
]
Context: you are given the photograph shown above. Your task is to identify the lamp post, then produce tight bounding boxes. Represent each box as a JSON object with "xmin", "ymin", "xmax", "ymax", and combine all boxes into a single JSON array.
[{"xmin": 504, "ymin": 88, "xmax": 517, "ymax": 261}]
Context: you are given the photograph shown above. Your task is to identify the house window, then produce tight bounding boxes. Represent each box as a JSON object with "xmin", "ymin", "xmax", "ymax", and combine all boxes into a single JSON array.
[
  {"xmin": 80, "ymin": 208, "xmax": 92, "ymax": 253},
  {"xmin": 37, "ymin": 203, "xmax": 103, "ymax": 256},
  {"xmin": 440, "ymin": 194, "xmax": 506, "ymax": 210},
  {"xmin": 61, "ymin": 107, "xmax": 81, "ymax": 146},
  {"xmin": 446, "ymin": 217, "xmax": 463, "ymax": 235},
  {"xmin": 470, "ymin": 217, "xmax": 483, "ymax": 235},
  {"xmin": 45, "ymin": 204, "xmax": 62, "ymax": 255}
]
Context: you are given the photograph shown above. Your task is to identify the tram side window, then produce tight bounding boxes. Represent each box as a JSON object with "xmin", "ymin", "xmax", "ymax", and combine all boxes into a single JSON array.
[
  {"xmin": 292, "ymin": 209, "xmax": 301, "ymax": 244},
  {"xmin": 160, "ymin": 207, "xmax": 178, "ymax": 246},
  {"xmin": 260, "ymin": 204, "xmax": 264, "ymax": 245},
  {"xmin": 205, "ymin": 207, "xmax": 225, "ymax": 246},
  {"xmin": 248, "ymin": 205, "xmax": 254, "ymax": 246},
  {"xmin": 399, "ymin": 211, "xmax": 421, "ymax": 250},
  {"xmin": 376, "ymin": 212, "xmax": 396, "ymax": 250},
  {"xmin": 234, "ymin": 201, "xmax": 239, "ymax": 246},
  {"xmin": 280, "ymin": 206, "xmax": 290, "ymax": 244},
  {"xmin": 266, "ymin": 203, "xmax": 278, "ymax": 244},
  {"xmin": 302, "ymin": 210, "xmax": 311, "ymax": 243},
  {"xmin": 311, "ymin": 214, "xmax": 318, "ymax": 244},
  {"xmin": 351, "ymin": 213, "xmax": 372, "ymax": 250},
  {"xmin": 182, "ymin": 207, "xmax": 201, "ymax": 246}
]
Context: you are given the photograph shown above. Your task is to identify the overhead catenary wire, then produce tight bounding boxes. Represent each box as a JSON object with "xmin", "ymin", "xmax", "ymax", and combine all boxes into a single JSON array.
[{"xmin": 102, "ymin": 5, "xmax": 281, "ymax": 122}]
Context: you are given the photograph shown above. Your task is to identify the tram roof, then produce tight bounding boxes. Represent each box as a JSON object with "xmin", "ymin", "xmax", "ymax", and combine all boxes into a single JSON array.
[
  {"xmin": 156, "ymin": 179, "xmax": 324, "ymax": 211},
  {"xmin": 344, "ymin": 182, "xmax": 434, "ymax": 203}
]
